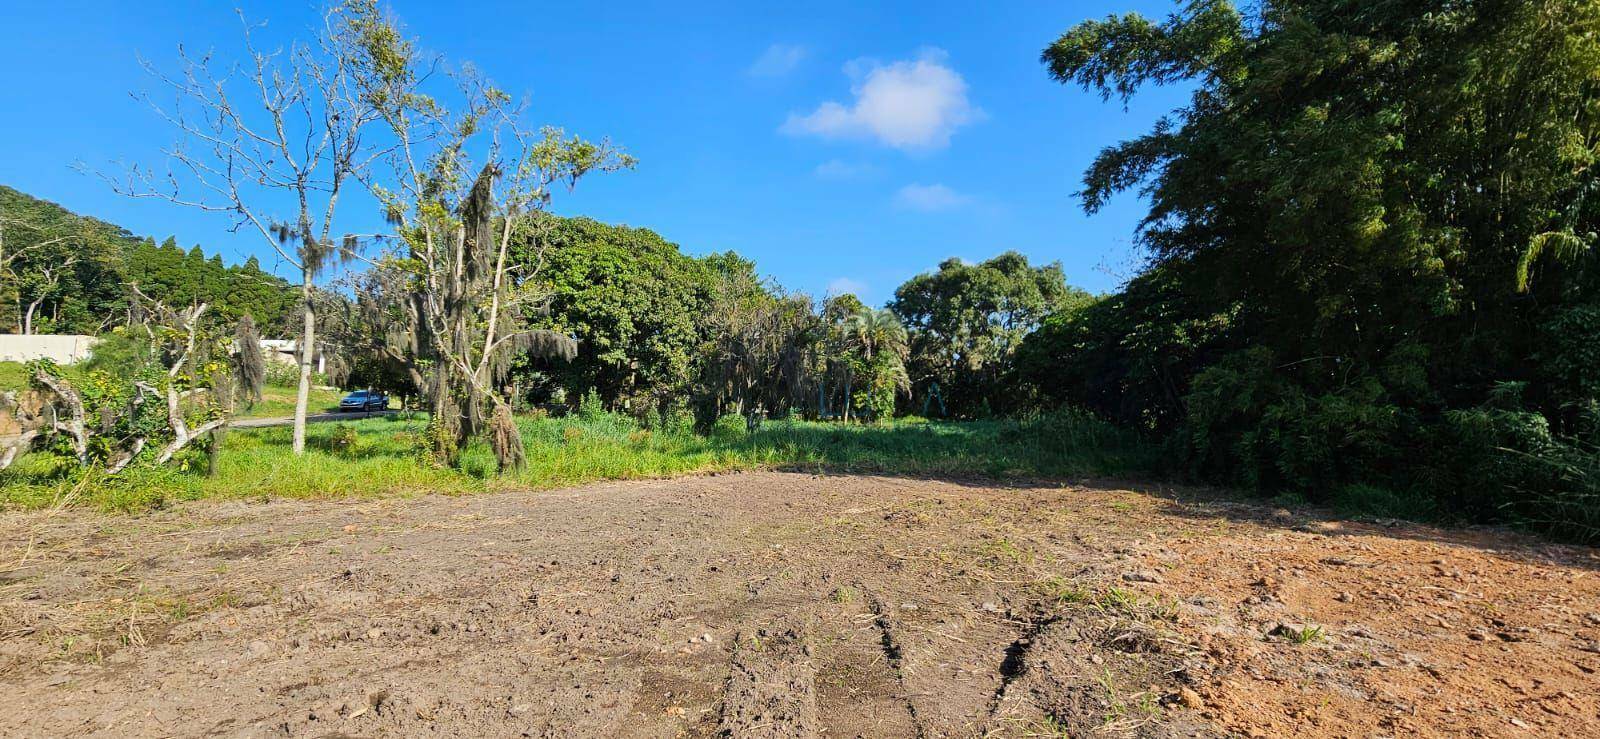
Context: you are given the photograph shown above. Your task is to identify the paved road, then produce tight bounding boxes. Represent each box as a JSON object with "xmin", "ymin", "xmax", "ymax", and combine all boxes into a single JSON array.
[{"xmin": 232, "ymin": 409, "xmax": 402, "ymax": 428}]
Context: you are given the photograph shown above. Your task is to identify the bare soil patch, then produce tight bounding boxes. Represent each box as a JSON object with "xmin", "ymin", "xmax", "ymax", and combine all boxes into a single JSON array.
[{"xmin": 1, "ymin": 472, "xmax": 1597, "ymax": 737}]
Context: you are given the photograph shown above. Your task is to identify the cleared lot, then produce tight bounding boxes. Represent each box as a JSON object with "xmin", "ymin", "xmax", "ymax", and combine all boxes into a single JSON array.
[{"xmin": 1, "ymin": 472, "xmax": 1596, "ymax": 737}]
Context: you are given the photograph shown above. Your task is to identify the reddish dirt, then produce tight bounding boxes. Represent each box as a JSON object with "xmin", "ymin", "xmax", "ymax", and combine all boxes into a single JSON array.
[{"xmin": 1, "ymin": 472, "xmax": 1597, "ymax": 737}]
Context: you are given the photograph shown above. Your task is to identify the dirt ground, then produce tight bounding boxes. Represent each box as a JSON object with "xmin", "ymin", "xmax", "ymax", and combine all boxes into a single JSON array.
[{"xmin": 1, "ymin": 472, "xmax": 1598, "ymax": 738}]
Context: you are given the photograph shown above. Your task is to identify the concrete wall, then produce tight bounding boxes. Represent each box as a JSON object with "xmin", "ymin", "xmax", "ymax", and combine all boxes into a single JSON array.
[
  {"xmin": 0, "ymin": 334, "xmax": 98, "ymax": 364},
  {"xmin": 259, "ymin": 339, "xmax": 300, "ymax": 365}
]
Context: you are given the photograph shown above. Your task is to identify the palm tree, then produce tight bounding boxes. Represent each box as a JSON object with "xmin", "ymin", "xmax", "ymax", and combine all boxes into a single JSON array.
[
  {"xmin": 843, "ymin": 308, "xmax": 908, "ymax": 361},
  {"xmin": 840, "ymin": 308, "xmax": 910, "ymax": 421}
]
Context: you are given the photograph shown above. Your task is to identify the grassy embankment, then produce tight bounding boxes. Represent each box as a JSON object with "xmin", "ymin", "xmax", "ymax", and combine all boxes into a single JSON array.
[
  {"xmin": 240, "ymin": 382, "xmax": 346, "ymax": 419},
  {"xmin": 0, "ymin": 408, "xmax": 1156, "ymax": 513}
]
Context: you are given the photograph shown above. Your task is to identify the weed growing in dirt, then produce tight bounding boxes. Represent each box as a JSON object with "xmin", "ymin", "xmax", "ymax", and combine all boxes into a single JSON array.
[
  {"xmin": 1039, "ymin": 583, "xmax": 1180, "ymax": 624},
  {"xmin": 1289, "ymin": 625, "xmax": 1326, "ymax": 645},
  {"xmin": 1020, "ymin": 715, "xmax": 1076, "ymax": 737},
  {"xmin": 981, "ymin": 537, "xmax": 1034, "ymax": 565},
  {"xmin": 1096, "ymin": 668, "xmax": 1163, "ymax": 730},
  {"xmin": 1035, "ymin": 576, "xmax": 1093, "ymax": 605}
]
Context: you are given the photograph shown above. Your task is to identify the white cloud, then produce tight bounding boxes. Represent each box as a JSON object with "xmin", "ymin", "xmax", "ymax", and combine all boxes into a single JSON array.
[
  {"xmin": 748, "ymin": 43, "xmax": 807, "ymax": 77},
  {"xmin": 894, "ymin": 183, "xmax": 972, "ymax": 211},
  {"xmin": 826, "ymin": 277, "xmax": 868, "ymax": 297},
  {"xmin": 782, "ymin": 48, "xmax": 980, "ymax": 150},
  {"xmin": 813, "ymin": 159, "xmax": 877, "ymax": 179}
]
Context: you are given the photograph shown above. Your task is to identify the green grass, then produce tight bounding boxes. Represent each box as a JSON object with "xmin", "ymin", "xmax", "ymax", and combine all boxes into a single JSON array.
[
  {"xmin": 1289, "ymin": 625, "xmax": 1327, "ymax": 645},
  {"xmin": 0, "ymin": 360, "xmax": 88, "ymax": 392},
  {"xmin": 235, "ymin": 382, "xmax": 347, "ymax": 419},
  {"xmin": 0, "ymin": 361, "xmax": 27, "ymax": 390},
  {"xmin": 0, "ymin": 408, "xmax": 1159, "ymax": 513}
]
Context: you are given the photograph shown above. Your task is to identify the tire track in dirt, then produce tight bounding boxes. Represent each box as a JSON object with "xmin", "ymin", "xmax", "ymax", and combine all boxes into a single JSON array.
[
  {"xmin": 980, "ymin": 607, "xmax": 1217, "ymax": 738},
  {"xmin": 984, "ymin": 616, "xmax": 1114, "ymax": 735},
  {"xmin": 863, "ymin": 590, "xmax": 929, "ymax": 738},
  {"xmin": 804, "ymin": 586, "xmax": 917, "ymax": 737},
  {"xmin": 12, "ymin": 472, "xmax": 1585, "ymax": 737},
  {"xmin": 983, "ymin": 613, "xmax": 1061, "ymax": 723},
  {"xmin": 719, "ymin": 615, "xmax": 820, "ymax": 737}
]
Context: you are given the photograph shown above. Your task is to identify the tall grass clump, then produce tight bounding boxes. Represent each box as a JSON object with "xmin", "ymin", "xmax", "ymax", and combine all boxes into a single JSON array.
[
  {"xmin": 711, "ymin": 413, "xmax": 747, "ymax": 442},
  {"xmin": 1499, "ymin": 438, "xmax": 1600, "ymax": 543},
  {"xmin": 1004, "ymin": 407, "xmax": 1161, "ymax": 474}
]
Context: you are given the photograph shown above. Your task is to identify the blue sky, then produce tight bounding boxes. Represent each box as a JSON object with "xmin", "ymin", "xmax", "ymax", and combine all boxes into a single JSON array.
[{"xmin": 0, "ymin": 0, "xmax": 1188, "ymax": 305}]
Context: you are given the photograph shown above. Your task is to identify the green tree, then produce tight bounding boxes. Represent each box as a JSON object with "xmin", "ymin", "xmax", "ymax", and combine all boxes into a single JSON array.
[
  {"xmin": 355, "ymin": 5, "xmax": 633, "ymax": 469},
  {"xmin": 891, "ymin": 251, "xmax": 1090, "ymax": 417},
  {"xmin": 818, "ymin": 293, "xmax": 867, "ymax": 418},
  {"xmin": 694, "ymin": 253, "xmax": 823, "ymax": 422},
  {"xmin": 511, "ymin": 217, "xmax": 712, "ymax": 412},
  {"xmin": 0, "ymin": 185, "xmax": 133, "ymax": 334},
  {"xmin": 842, "ymin": 308, "xmax": 910, "ymax": 421},
  {"xmin": 1041, "ymin": 0, "xmax": 1600, "ymax": 522}
]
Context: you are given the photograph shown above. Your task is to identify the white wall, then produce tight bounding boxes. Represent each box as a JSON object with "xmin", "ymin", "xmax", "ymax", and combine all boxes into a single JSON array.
[
  {"xmin": 259, "ymin": 338, "xmax": 325, "ymax": 373},
  {"xmin": 0, "ymin": 334, "xmax": 98, "ymax": 364}
]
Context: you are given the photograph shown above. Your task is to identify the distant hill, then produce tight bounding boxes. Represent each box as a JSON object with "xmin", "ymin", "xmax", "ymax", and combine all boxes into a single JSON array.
[{"xmin": 0, "ymin": 185, "xmax": 297, "ymax": 335}]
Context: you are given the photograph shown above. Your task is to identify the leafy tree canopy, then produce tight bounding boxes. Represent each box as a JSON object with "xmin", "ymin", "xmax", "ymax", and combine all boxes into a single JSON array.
[
  {"xmin": 891, "ymin": 251, "xmax": 1092, "ymax": 417},
  {"xmin": 511, "ymin": 216, "xmax": 714, "ymax": 409},
  {"xmin": 0, "ymin": 185, "xmax": 299, "ymax": 335},
  {"xmin": 1032, "ymin": 0, "xmax": 1600, "ymax": 529}
]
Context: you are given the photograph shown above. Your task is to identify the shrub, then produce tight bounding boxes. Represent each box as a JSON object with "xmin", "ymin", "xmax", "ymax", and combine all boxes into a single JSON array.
[
  {"xmin": 1509, "ymin": 438, "xmax": 1600, "ymax": 543},
  {"xmin": 1003, "ymin": 407, "xmax": 1158, "ymax": 473},
  {"xmin": 1416, "ymin": 401, "xmax": 1555, "ymax": 517},
  {"xmin": 658, "ymin": 404, "xmax": 696, "ymax": 436},
  {"xmin": 710, "ymin": 413, "xmax": 747, "ymax": 442},
  {"xmin": 576, "ymin": 390, "xmax": 607, "ymax": 422},
  {"xmin": 418, "ymin": 414, "xmax": 457, "ymax": 468},
  {"xmin": 1009, "ymin": 407, "xmax": 1141, "ymax": 455},
  {"xmin": 263, "ymin": 361, "xmax": 300, "ymax": 387},
  {"xmin": 82, "ymin": 328, "xmax": 157, "ymax": 377},
  {"xmin": 328, "ymin": 424, "xmax": 359, "ymax": 457},
  {"xmin": 1539, "ymin": 305, "xmax": 1600, "ymax": 405},
  {"xmin": 1330, "ymin": 484, "xmax": 1438, "ymax": 522}
]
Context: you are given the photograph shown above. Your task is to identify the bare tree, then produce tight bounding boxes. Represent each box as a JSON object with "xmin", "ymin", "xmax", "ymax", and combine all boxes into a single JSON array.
[
  {"xmin": 0, "ymin": 212, "xmax": 81, "ymax": 334},
  {"xmin": 351, "ymin": 17, "xmax": 632, "ymax": 468},
  {"xmin": 96, "ymin": 2, "xmax": 390, "ymax": 454},
  {"xmin": 0, "ymin": 288, "xmax": 230, "ymax": 473},
  {"xmin": 20, "ymin": 258, "xmax": 79, "ymax": 335}
]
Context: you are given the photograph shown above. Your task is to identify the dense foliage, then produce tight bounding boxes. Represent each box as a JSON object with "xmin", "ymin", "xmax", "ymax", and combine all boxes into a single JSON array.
[
  {"xmin": 8, "ymin": 0, "xmax": 1597, "ymax": 545},
  {"xmin": 1020, "ymin": 0, "xmax": 1600, "ymax": 538},
  {"xmin": 0, "ymin": 186, "xmax": 298, "ymax": 334},
  {"xmin": 514, "ymin": 217, "xmax": 715, "ymax": 410},
  {"xmin": 502, "ymin": 217, "xmax": 953, "ymax": 428},
  {"xmin": 124, "ymin": 240, "xmax": 298, "ymax": 329},
  {"xmin": 892, "ymin": 252, "xmax": 1090, "ymax": 417}
]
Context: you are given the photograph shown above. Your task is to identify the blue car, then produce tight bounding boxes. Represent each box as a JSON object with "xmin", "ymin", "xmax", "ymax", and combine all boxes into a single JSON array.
[{"xmin": 339, "ymin": 389, "xmax": 389, "ymax": 412}]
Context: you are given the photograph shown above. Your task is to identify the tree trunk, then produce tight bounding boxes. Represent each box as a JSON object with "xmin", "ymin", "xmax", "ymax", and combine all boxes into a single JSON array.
[
  {"xmin": 291, "ymin": 277, "xmax": 315, "ymax": 455},
  {"xmin": 208, "ymin": 372, "xmax": 235, "ymax": 477},
  {"xmin": 23, "ymin": 299, "xmax": 39, "ymax": 335},
  {"xmin": 843, "ymin": 375, "xmax": 852, "ymax": 423}
]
